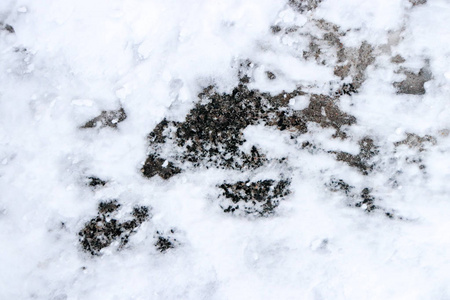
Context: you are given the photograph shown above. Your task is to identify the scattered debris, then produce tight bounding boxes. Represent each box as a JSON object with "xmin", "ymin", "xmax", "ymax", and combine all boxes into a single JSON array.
[
  {"xmin": 289, "ymin": 0, "xmax": 323, "ymax": 13},
  {"xmin": 327, "ymin": 179, "xmax": 401, "ymax": 218},
  {"xmin": 154, "ymin": 229, "xmax": 179, "ymax": 252},
  {"xmin": 271, "ymin": 25, "xmax": 282, "ymax": 34},
  {"xmin": 335, "ymin": 83, "xmax": 358, "ymax": 96},
  {"xmin": 237, "ymin": 59, "xmax": 256, "ymax": 83},
  {"xmin": 155, "ymin": 236, "xmax": 174, "ymax": 252},
  {"xmin": 81, "ymin": 107, "xmax": 127, "ymax": 129},
  {"xmin": 0, "ymin": 22, "xmax": 14, "ymax": 33},
  {"xmin": 218, "ymin": 179, "xmax": 291, "ymax": 216},
  {"xmin": 98, "ymin": 200, "xmax": 120, "ymax": 214},
  {"xmin": 392, "ymin": 133, "xmax": 436, "ymax": 171},
  {"xmin": 132, "ymin": 206, "xmax": 151, "ymax": 224},
  {"xmin": 327, "ymin": 178, "xmax": 354, "ymax": 196},
  {"xmin": 78, "ymin": 200, "xmax": 150, "ymax": 255},
  {"xmin": 409, "ymin": 0, "xmax": 427, "ymax": 6},
  {"xmin": 87, "ymin": 176, "xmax": 106, "ymax": 188},
  {"xmin": 355, "ymin": 187, "xmax": 376, "ymax": 212}
]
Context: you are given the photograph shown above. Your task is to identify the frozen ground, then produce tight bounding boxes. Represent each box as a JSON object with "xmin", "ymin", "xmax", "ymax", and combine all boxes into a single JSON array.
[{"xmin": 1, "ymin": 0, "xmax": 450, "ymax": 299}]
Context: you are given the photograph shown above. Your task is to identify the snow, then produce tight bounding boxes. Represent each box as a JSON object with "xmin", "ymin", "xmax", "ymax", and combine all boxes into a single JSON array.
[{"xmin": 1, "ymin": 0, "xmax": 450, "ymax": 299}]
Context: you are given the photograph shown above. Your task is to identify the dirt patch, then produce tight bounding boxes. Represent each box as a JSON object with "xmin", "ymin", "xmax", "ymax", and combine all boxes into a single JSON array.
[{"xmin": 218, "ymin": 179, "xmax": 291, "ymax": 216}]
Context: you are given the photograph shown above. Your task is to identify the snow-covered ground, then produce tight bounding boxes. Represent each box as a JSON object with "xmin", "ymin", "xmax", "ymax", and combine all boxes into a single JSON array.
[{"xmin": 1, "ymin": 0, "xmax": 450, "ymax": 299}]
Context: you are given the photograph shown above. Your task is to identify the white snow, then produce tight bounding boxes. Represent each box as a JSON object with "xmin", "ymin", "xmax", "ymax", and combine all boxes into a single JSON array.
[{"xmin": 1, "ymin": 0, "xmax": 450, "ymax": 299}]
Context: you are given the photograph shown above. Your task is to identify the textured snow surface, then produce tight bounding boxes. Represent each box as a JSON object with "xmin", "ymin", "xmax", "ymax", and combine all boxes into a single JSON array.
[{"xmin": 1, "ymin": 0, "xmax": 450, "ymax": 299}]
